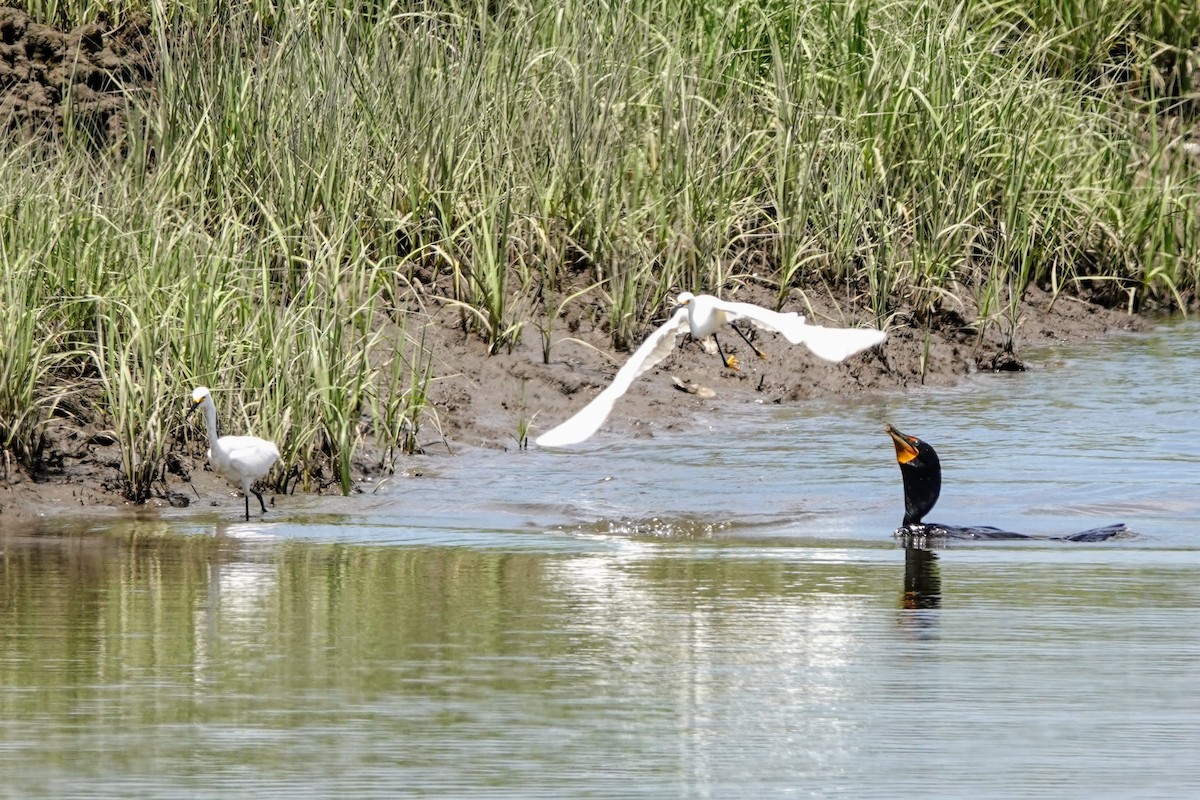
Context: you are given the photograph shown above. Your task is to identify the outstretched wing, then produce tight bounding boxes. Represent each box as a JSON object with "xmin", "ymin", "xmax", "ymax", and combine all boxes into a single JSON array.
[
  {"xmin": 794, "ymin": 324, "xmax": 887, "ymax": 362},
  {"xmin": 536, "ymin": 308, "xmax": 690, "ymax": 447},
  {"xmin": 715, "ymin": 299, "xmax": 807, "ymax": 334},
  {"xmin": 712, "ymin": 298, "xmax": 886, "ymax": 362}
]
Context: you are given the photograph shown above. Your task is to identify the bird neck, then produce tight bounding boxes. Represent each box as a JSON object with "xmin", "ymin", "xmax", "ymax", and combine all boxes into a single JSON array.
[
  {"xmin": 900, "ymin": 461, "xmax": 941, "ymax": 526},
  {"xmin": 202, "ymin": 400, "xmax": 222, "ymax": 443}
]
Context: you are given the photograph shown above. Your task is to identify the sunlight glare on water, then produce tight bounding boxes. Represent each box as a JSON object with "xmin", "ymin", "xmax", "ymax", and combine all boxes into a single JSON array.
[{"xmin": 1, "ymin": 320, "xmax": 1198, "ymax": 798}]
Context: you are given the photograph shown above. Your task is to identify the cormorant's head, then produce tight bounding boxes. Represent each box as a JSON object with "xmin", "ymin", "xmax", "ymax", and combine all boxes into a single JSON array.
[{"xmin": 885, "ymin": 424, "xmax": 942, "ymax": 527}]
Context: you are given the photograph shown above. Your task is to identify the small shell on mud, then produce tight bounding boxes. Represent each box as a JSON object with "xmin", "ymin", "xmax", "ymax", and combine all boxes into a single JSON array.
[{"xmin": 671, "ymin": 376, "xmax": 716, "ymax": 398}]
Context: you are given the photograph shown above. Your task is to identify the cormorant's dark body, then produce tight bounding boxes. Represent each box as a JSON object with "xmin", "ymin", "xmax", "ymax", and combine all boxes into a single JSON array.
[{"xmin": 885, "ymin": 424, "xmax": 1127, "ymax": 542}]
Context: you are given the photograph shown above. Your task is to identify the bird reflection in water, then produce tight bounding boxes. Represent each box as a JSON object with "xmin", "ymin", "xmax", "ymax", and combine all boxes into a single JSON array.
[
  {"xmin": 896, "ymin": 536, "xmax": 942, "ymax": 640},
  {"xmin": 899, "ymin": 539, "xmax": 942, "ymax": 610}
]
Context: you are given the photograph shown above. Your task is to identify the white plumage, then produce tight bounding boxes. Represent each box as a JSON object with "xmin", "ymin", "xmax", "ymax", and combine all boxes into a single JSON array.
[
  {"xmin": 186, "ymin": 386, "xmax": 281, "ymax": 520},
  {"xmin": 535, "ymin": 292, "xmax": 886, "ymax": 448}
]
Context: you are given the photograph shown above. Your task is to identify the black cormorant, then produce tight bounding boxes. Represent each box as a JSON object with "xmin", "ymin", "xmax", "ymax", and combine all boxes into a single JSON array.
[{"xmin": 885, "ymin": 424, "xmax": 1127, "ymax": 542}]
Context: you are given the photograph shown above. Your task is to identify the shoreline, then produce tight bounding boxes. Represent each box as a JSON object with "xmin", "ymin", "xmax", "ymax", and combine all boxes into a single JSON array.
[{"xmin": 0, "ymin": 284, "xmax": 1149, "ymax": 522}]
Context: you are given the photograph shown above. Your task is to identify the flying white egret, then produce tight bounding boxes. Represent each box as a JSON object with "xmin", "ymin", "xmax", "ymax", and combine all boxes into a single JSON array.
[
  {"xmin": 186, "ymin": 386, "xmax": 281, "ymax": 521},
  {"xmin": 535, "ymin": 292, "xmax": 886, "ymax": 447}
]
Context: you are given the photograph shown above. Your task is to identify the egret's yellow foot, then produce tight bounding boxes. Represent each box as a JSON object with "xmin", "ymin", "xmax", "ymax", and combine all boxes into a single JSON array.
[{"xmin": 724, "ymin": 354, "xmax": 740, "ymax": 370}]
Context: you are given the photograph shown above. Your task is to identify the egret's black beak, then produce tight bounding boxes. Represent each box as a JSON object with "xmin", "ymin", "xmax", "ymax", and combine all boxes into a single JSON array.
[{"xmin": 185, "ymin": 401, "xmax": 200, "ymax": 421}]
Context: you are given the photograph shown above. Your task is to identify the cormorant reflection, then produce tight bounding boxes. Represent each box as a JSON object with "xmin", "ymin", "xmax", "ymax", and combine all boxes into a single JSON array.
[{"xmin": 901, "ymin": 541, "xmax": 941, "ymax": 610}]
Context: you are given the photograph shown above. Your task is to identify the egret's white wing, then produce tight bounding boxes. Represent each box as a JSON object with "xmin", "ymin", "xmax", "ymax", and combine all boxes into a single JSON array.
[
  {"xmin": 711, "ymin": 298, "xmax": 808, "ymax": 338},
  {"xmin": 710, "ymin": 298, "xmax": 885, "ymax": 362},
  {"xmin": 795, "ymin": 324, "xmax": 887, "ymax": 362},
  {"xmin": 536, "ymin": 308, "xmax": 690, "ymax": 447}
]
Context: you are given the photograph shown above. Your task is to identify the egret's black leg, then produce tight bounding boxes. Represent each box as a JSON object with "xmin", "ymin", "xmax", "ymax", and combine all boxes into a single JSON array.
[
  {"xmin": 712, "ymin": 335, "xmax": 739, "ymax": 370},
  {"xmin": 253, "ymin": 488, "xmax": 268, "ymax": 515},
  {"xmin": 243, "ymin": 493, "xmax": 251, "ymax": 521},
  {"xmin": 731, "ymin": 324, "xmax": 767, "ymax": 359}
]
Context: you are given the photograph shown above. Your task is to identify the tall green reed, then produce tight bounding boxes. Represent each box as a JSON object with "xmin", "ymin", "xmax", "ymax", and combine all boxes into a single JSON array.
[{"xmin": 0, "ymin": 255, "xmax": 71, "ymax": 471}]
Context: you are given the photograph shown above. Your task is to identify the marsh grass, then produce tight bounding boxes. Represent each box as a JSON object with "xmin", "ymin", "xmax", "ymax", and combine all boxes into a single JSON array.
[
  {"xmin": 371, "ymin": 326, "xmax": 438, "ymax": 466},
  {"xmin": 2, "ymin": 0, "xmax": 1198, "ymax": 498},
  {"xmin": 0, "ymin": 254, "xmax": 75, "ymax": 472}
]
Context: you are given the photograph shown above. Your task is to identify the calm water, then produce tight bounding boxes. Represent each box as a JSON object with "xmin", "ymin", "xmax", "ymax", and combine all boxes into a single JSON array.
[{"xmin": 2, "ymin": 321, "xmax": 1199, "ymax": 798}]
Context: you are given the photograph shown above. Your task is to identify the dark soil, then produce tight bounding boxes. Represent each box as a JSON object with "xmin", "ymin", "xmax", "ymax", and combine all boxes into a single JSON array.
[{"xmin": 0, "ymin": 6, "xmax": 153, "ymax": 149}]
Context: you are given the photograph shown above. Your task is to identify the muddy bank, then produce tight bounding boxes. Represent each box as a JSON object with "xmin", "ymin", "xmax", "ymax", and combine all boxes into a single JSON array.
[
  {"xmin": 418, "ymin": 283, "xmax": 1144, "ymax": 452},
  {"xmin": 0, "ymin": 283, "xmax": 1146, "ymax": 521}
]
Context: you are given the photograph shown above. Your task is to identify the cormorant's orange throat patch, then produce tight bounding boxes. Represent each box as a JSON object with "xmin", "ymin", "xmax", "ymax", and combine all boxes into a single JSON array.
[{"xmin": 885, "ymin": 425, "xmax": 920, "ymax": 464}]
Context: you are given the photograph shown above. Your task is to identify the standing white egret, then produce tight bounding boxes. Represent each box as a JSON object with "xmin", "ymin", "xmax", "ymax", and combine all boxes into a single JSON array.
[
  {"xmin": 535, "ymin": 292, "xmax": 886, "ymax": 447},
  {"xmin": 186, "ymin": 386, "xmax": 281, "ymax": 521}
]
